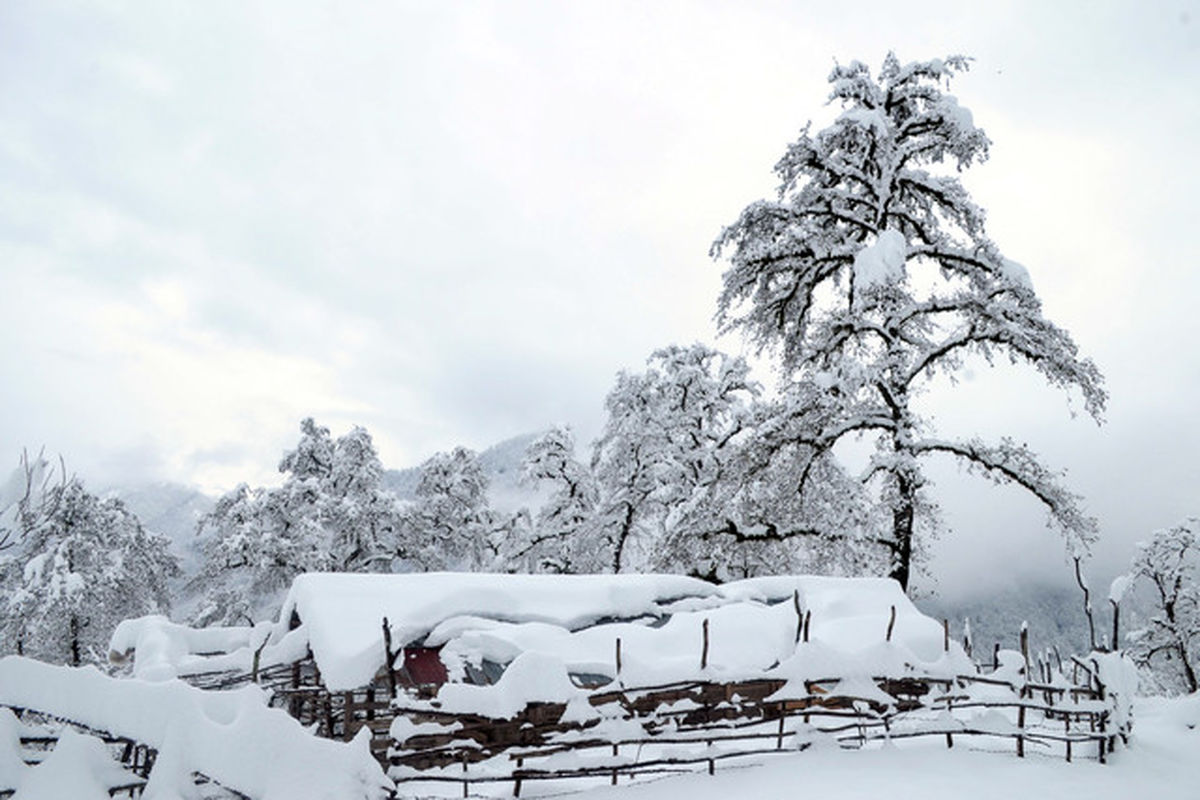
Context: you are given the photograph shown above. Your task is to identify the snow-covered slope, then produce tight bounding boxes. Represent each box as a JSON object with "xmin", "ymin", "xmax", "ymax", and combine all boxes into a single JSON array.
[{"xmin": 107, "ymin": 481, "xmax": 214, "ymax": 577}]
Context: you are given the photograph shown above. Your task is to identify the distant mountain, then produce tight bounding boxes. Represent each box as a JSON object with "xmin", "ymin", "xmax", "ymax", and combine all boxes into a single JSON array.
[
  {"xmin": 381, "ymin": 431, "xmax": 547, "ymax": 512},
  {"xmin": 916, "ymin": 584, "xmax": 1097, "ymax": 663},
  {"xmin": 106, "ymin": 482, "xmax": 214, "ymax": 578}
]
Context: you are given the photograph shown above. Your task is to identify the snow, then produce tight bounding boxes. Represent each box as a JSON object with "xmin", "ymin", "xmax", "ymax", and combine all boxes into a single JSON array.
[
  {"xmin": 435, "ymin": 651, "xmax": 587, "ymax": 720},
  {"xmin": 108, "ymin": 614, "xmax": 271, "ymax": 681},
  {"xmin": 0, "ymin": 656, "xmax": 391, "ymax": 800},
  {"xmin": 11, "ymin": 729, "xmax": 135, "ymax": 800},
  {"xmin": 0, "ymin": 708, "xmax": 28, "ymax": 790},
  {"xmin": 936, "ymin": 93, "xmax": 975, "ymax": 133},
  {"xmin": 113, "ymin": 574, "xmax": 955, "ymax": 699},
  {"xmin": 999, "ymin": 257, "xmax": 1034, "ymax": 289},
  {"xmin": 509, "ymin": 694, "xmax": 1200, "ymax": 800},
  {"xmin": 1110, "ymin": 574, "xmax": 1132, "ymax": 604},
  {"xmin": 282, "ymin": 572, "xmax": 720, "ymax": 690},
  {"xmin": 838, "ymin": 106, "xmax": 889, "ymax": 137},
  {"xmin": 852, "ymin": 229, "xmax": 907, "ymax": 299}
]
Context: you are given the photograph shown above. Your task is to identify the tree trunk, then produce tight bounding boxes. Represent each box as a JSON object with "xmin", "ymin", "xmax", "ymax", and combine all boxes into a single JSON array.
[
  {"xmin": 890, "ymin": 472, "xmax": 914, "ymax": 593},
  {"xmin": 1179, "ymin": 641, "xmax": 1198, "ymax": 694},
  {"xmin": 612, "ymin": 502, "xmax": 635, "ymax": 573},
  {"xmin": 70, "ymin": 615, "xmax": 81, "ymax": 667}
]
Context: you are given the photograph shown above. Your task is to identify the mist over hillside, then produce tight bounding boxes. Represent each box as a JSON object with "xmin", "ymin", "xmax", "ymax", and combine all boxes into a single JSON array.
[
  {"xmin": 379, "ymin": 431, "xmax": 544, "ymax": 512},
  {"xmin": 916, "ymin": 585, "xmax": 1096, "ymax": 665}
]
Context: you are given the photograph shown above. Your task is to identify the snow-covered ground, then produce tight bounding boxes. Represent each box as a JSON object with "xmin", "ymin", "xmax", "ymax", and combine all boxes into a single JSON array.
[
  {"xmin": 5, "ymin": 688, "xmax": 1198, "ymax": 798},
  {"xmin": 550, "ymin": 695, "xmax": 1200, "ymax": 800}
]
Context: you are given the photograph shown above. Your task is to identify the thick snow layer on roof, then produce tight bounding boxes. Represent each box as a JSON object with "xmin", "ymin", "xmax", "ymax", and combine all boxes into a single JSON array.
[
  {"xmin": 0, "ymin": 657, "xmax": 391, "ymax": 800},
  {"xmin": 279, "ymin": 572, "xmax": 722, "ymax": 690},
  {"xmin": 112, "ymin": 573, "xmax": 954, "ymax": 696}
]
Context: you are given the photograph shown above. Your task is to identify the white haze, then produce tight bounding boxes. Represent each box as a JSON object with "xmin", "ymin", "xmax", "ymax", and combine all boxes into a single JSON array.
[{"xmin": 1, "ymin": 1, "xmax": 1198, "ymax": 600}]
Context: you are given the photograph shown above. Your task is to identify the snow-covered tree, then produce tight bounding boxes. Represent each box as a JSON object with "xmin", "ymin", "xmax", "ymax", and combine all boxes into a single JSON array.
[
  {"xmin": 401, "ymin": 446, "xmax": 505, "ymax": 571},
  {"xmin": 514, "ymin": 426, "xmax": 600, "ymax": 573},
  {"xmin": 711, "ymin": 54, "xmax": 1106, "ymax": 591},
  {"xmin": 1125, "ymin": 519, "xmax": 1200, "ymax": 694},
  {"xmin": 655, "ymin": 379, "xmax": 884, "ymax": 581},
  {"xmin": 0, "ymin": 469, "xmax": 176, "ymax": 666},
  {"xmin": 591, "ymin": 344, "xmax": 760, "ymax": 573},
  {"xmin": 195, "ymin": 419, "xmax": 401, "ymax": 624}
]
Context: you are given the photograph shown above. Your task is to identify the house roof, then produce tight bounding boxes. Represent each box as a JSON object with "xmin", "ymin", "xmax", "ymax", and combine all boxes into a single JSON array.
[{"xmin": 111, "ymin": 572, "xmax": 958, "ymax": 694}]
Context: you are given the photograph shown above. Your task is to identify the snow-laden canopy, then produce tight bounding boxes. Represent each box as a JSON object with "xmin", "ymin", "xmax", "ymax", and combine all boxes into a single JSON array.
[{"xmin": 112, "ymin": 573, "xmax": 955, "ymax": 692}]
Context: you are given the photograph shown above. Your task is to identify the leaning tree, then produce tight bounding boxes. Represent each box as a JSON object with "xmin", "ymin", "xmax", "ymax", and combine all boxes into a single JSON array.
[{"xmin": 712, "ymin": 54, "xmax": 1106, "ymax": 591}]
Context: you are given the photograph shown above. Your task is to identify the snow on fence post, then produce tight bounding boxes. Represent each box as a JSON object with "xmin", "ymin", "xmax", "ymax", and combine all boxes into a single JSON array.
[{"xmin": 885, "ymin": 606, "xmax": 896, "ymax": 643}]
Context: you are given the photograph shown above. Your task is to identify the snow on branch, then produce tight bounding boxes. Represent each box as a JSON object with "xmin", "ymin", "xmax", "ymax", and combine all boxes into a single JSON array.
[{"xmin": 913, "ymin": 437, "xmax": 1097, "ymax": 551}]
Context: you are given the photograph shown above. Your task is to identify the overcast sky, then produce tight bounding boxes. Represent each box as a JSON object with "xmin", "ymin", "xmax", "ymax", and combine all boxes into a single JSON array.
[{"xmin": 2, "ymin": 1, "xmax": 1197, "ymax": 598}]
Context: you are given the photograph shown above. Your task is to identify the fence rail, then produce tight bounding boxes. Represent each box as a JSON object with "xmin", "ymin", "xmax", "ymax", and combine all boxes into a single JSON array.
[{"xmin": 386, "ymin": 669, "xmax": 1121, "ymax": 796}]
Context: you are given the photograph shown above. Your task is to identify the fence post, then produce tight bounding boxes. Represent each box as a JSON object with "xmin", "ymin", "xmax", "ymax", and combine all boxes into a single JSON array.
[
  {"xmin": 701, "ymin": 619, "xmax": 710, "ymax": 671},
  {"xmin": 612, "ymin": 743, "xmax": 619, "ymax": 785},
  {"xmin": 1066, "ymin": 715, "xmax": 1072, "ymax": 763},
  {"xmin": 945, "ymin": 695, "xmax": 954, "ymax": 749},
  {"xmin": 803, "ymin": 611, "xmax": 811, "ymax": 643},
  {"xmin": 793, "ymin": 590, "xmax": 803, "ymax": 644},
  {"xmin": 886, "ymin": 606, "xmax": 896, "ymax": 643}
]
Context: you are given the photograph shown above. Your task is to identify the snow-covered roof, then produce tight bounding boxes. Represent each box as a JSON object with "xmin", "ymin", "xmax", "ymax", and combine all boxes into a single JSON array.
[{"xmin": 112, "ymin": 573, "xmax": 959, "ymax": 693}]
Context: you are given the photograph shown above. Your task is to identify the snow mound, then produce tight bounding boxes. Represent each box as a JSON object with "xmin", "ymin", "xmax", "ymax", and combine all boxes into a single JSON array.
[
  {"xmin": 11, "ymin": 729, "xmax": 133, "ymax": 800},
  {"xmin": 0, "ymin": 657, "xmax": 391, "ymax": 800}
]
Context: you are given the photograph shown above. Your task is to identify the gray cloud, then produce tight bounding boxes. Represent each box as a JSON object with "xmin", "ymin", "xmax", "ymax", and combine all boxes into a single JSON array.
[{"xmin": 2, "ymin": 0, "xmax": 1197, "ymax": 598}]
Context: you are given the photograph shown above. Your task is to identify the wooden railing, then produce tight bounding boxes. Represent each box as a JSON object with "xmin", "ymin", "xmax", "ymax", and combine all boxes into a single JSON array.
[{"xmin": 386, "ymin": 672, "xmax": 1120, "ymax": 797}]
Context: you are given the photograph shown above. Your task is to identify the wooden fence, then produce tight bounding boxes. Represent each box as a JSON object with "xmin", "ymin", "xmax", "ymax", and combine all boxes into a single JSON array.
[{"xmin": 386, "ymin": 669, "xmax": 1121, "ymax": 797}]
